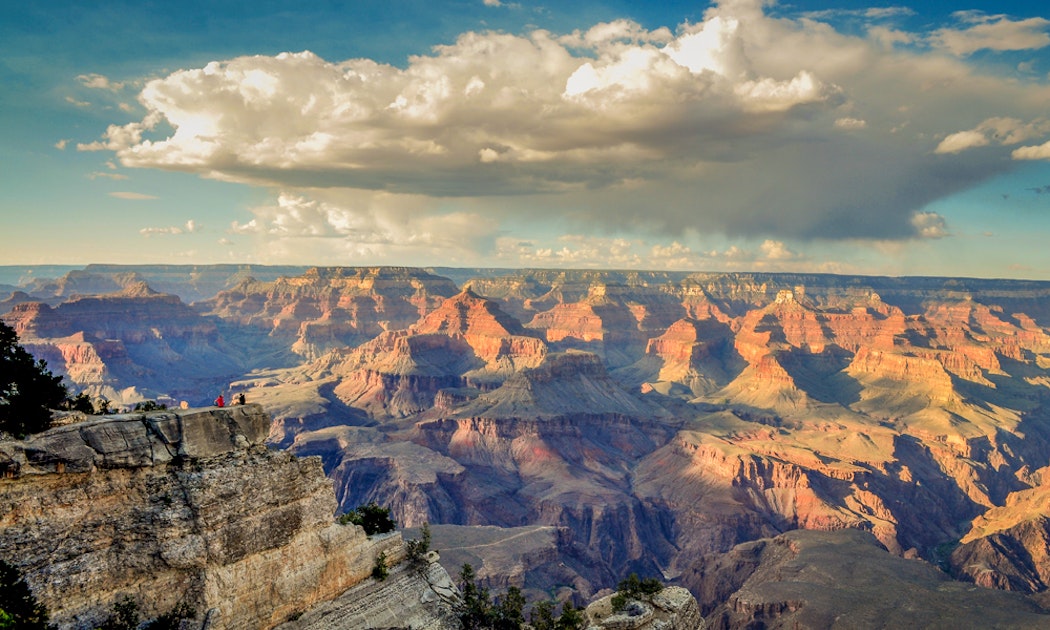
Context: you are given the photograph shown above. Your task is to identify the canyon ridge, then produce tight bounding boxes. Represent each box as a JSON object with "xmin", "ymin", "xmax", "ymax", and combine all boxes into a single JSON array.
[{"xmin": 4, "ymin": 264, "xmax": 1050, "ymax": 627}]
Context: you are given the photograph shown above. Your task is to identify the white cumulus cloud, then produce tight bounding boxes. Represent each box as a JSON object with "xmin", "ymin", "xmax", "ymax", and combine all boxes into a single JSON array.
[
  {"xmin": 77, "ymin": 73, "xmax": 126, "ymax": 91},
  {"xmin": 910, "ymin": 211, "xmax": 949, "ymax": 239},
  {"xmin": 138, "ymin": 219, "xmax": 200, "ymax": 237},
  {"xmin": 931, "ymin": 13, "xmax": 1050, "ymax": 55},
  {"xmin": 936, "ymin": 117, "xmax": 1050, "ymax": 154},
  {"xmin": 1012, "ymin": 141, "xmax": 1050, "ymax": 160},
  {"xmin": 83, "ymin": 0, "xmax": 1050, "ymax": 244}
]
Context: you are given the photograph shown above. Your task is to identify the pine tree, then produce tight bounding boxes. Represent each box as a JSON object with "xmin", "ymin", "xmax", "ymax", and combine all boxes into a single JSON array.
[
  {"xmin": 458, "ymin": 563, "xmax": 493, "ymax": 629},
  {"xmin": 0, "ymin": 321, "xmax": 67, "ymax": 438}
]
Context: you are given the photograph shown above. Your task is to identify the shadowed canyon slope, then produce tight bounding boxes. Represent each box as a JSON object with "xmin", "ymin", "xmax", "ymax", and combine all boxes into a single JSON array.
[{"xmin": 6, "ymin": 266, "xmax": 1050, "ymax": 624}]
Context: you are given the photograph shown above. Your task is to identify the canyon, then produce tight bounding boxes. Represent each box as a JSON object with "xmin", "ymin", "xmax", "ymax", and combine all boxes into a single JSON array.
[{"xmin": 5, "ymin": 265, "xmax": 1050, "ymax": 626}]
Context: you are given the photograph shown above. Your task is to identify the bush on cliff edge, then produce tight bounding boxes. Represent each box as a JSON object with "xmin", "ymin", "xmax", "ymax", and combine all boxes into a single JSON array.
[
  {"xmin": 338, "ymin": 502, "xmax": 397, "ymax": 535},
  {"xmin": 0, "ymin": 560, "xmax": 50, "ymax": 629},
  {"xmin": 0, "ymin": 321, "xmax": 67, "ymax": 439}
]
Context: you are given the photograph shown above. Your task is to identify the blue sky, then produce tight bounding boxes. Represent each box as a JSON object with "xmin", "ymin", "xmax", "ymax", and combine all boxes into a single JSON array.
[{"xmin": 3, "ymin": 1, "xmax": 1050, "ymax": 278}]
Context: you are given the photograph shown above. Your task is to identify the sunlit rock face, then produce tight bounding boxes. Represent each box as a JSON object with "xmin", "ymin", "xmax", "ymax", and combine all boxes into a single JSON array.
[
  {"xmin": 199, "ymin": 266, "xmax": 460, "ymax": 361},
  {"xmin": 266, "ymin": 269, "xmax": 1050, "ymax": 622},
  {"xmin": 696, "ymin": 529, "xmax": 1050, "ymax": 629},
  {"xmin": 0, "ymin": 405, "xmax": 411, "ymax": 629},
  {"xmin": 1, "ymin": 284, "xmax": 240, "ymax": 405},
  {"xmin": 10, "ymin": 266, "xmax": 1050, "ymax": 626},
  {"xmin": 950, "ymin": 471, "xmax": 1050, "ymax": 593}
]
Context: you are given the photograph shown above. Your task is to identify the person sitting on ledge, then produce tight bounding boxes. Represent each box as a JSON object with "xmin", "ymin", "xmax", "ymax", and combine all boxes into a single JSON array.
[
  {"xmin": 215, "ymin": 394, "xmax": 225, "ymax": 408},
  {"xmin": 237, "ymin": 392, "xmax": 246, "ymax": 405}
]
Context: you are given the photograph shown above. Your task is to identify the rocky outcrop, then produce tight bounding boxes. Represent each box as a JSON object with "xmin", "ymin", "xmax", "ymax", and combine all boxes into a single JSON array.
[
  {"xmin": 627, "ymin": 318, "xmax": 740, "ymax": 397},
  {"xmin": 328, "ymin": 332, "xmax": 478, "ymax": 418},
  {"xmin": 584, "ymin": 586, "xmax": 703, "ymax": 630},
  {"xmin": 699, "ymin": 529, "xmax": 1050, "ymax": 629},
  {"xmin": 525, "ymin": 284, "xmax": 660, "ymax": 368},
  {"xmin": 409, "ymin": 524, "xmax": 569, "ymax": 595},
  {"xmin": 290, "ymin": 289, "xmax": 548, "ymax": 420},
  {"xmin": 13, "ymin": 265, "xmax": 1050, "ymax": 620},
  {"xmin": 0, "ymin": 405, "xmax": 419, "ymax": 629},
  {"xmin": 456, "ymin": 351, "xmax": 668, "ymax": 420},
  {"xmin": 276, "ymin": 556, "xmax": 459, "ymax": 630},
  {"xmin": 21, "ymin": 265, "xmax": 312, "ymax": 304},
  {"xmin": 412, "ymin": 288, "xmax": 547, "ymax": 378},
  {"xmin": 951, "ymin": 474, "xmax": 1050, "ymax": 592},
  {"xmin": 199, "ymin": 267, "xmax": 459, "ymax": 360},
  {"xmin": 1, "ymin": 288, "xmax": 240, "ymax": 405}
]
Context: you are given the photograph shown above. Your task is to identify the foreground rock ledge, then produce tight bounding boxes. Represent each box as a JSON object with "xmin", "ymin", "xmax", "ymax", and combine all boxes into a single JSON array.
[{"xmin": 0, "ymin": 405, "xmax": 418, "ymax": 629}]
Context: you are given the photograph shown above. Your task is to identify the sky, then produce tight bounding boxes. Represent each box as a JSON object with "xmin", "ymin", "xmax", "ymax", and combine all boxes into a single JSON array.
[{"xmin": 3, "ymin": 0, "xmax": 1050, "ymax": 279}]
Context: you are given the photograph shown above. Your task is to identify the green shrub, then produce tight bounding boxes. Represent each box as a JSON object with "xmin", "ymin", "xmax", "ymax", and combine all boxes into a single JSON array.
[
  {"xmin": 529, "ymin": 600, "xmax": 556, "ymax": 629},
  {"xmin": 406, "ymin": 522, "xmax": 432, "ymax": 568},
  {"xmin": 133, "ymin": 400, "xmax": 167, "ymax": 412},
  {"xmin": 556, "ymin": 600, "xmax": 585, "ymax": 629},
  {"xmin": 0, "ymin": 321, "xmax": 67, "ymax": 438},
  {"xmin": 95, "ymin": 397, "xmax": 114, "ymax": 415},
  {"xmin": 338, "ymin": 502, "xmax": 396, "ymax": 535},
  {"xmin": 66, "ymin": 391, "xmax": 95, "ymax": 414},
  {"xmin": 97, "ymin": 596, "xmax": 139, "ymax": 630},
  {"xmin": 529, "ymin": 598, "xmax": 585, "ymax": 630},
  {"xmin": 492, "ymin": 586, "xmax": 525, "ymax": 630},
  {"xmin": 457, "ymin": 563, "xmax": 492, "ymax": 630},
  {"xmin": 610, "ymin": 573, "xmax": 664, "ymax": 613},
  {"xmin": 456, "ymin": 566, "xmax": 531, "ymax": 630},
  {"xmin": 143, "ymin": 602, "xmax": 195, "ymax": 630},
  {"xmin": 0, "ymin": 560, "xmax": 49, "ymax": 629},
  {"xmin": 97, "ymin": 597, "xmax": 195, "ymax": 630},
  {"xmin": 372, "ymin": 551, "xmax": 389, "ymax": 581}
]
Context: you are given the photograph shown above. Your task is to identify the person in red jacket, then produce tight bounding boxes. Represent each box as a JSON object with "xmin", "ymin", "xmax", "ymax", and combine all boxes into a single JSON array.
[{"xmin": 215, "ymin": 394, "xmax": 225, "ymax": 408}]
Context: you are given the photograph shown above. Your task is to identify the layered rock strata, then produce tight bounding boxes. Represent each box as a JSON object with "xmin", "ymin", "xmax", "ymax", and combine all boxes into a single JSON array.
[
  {"xmin": 951, "ymin": 472, "xmax": 1050, "ymax": 592},
  {"xmin": 584, "ymin": 587, "xmax": 703, "ymax": 630},
  {"xmin": 199, "ymin": 267, "xmax": 459, "ymax": 360},
  {"xmin": 1, "ymin": 284, "xmax": 239, "ymax": 404},
  {"xmin": 0, "ymin": 405, "xmax": 409, "ymax": 629},
  {"xmin": 699, "ymin": 529, "xmax": 1050, "ymax": 629},
  {"xmin": 276, "ymin": 555, "xmax": 459, "ymax": 630}
]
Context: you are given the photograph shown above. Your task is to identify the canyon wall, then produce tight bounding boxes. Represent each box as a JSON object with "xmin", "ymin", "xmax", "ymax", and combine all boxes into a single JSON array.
[
  {"xmin": 10, "ymin": 265, "xmax": 1050, "ymax": 626},
  {"xmin": 0, "ymin": 405, "xmax": 417, "ymax": 629}
]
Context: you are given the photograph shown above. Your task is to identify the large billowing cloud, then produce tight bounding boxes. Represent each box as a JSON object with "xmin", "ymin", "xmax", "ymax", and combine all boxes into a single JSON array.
[{"xmin": 82, "ymin": 0, "xmax": 1050, "ymax": 243}]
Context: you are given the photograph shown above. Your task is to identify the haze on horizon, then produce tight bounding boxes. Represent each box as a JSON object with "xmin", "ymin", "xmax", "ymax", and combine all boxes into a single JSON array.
[{"xmin": 3, "ymin": 0, "xmax": 1050, "ymax": 279}]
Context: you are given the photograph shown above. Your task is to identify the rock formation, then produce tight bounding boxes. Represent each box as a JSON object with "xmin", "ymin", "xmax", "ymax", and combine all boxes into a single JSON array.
[
  {"xmin": 275, "ymin": 555, "xmax": 459, "ymax": 630},
  {"xmin": 950, "ymin": 470, "xmax": 1050, "ymax": 592},
  {"xmin": 0, "ymin": 405, "xmax": 450, "ymax": 629},
  {"xmin": 698, "ymin": 529, "xmax": 1050, "ymax": 628},
  {"xmin": 584, "ymin": 587, "xmax": 703, "ymax": 630},
  {"xmin": 9, "ymin": 265, "xmax": 1050, "ymax": 626},
  {"xmin": 198, "ymin": 266, "xmax": 459, "ymax": 361},
  {"xmin": 21, "ymin": 265, "xmax": 311, "ymax": 304},
  {"xmin": 1, "ymin": 284, "xmax": 240, "ymax": 405}
]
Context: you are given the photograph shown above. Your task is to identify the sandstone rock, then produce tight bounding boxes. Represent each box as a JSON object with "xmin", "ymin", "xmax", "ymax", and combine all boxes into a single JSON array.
[
  {"xmin": 198, "ymin": 266, "xmax": 459, "ymax": 361},
  {"xmin": 407, "ymin": 524, "xmax": 567, "ymax": 594},
  {"xmin": 13, "ymin": 265, "xmax": 1050, "ymax": 620},
  {"xmin": 700, "ymin": 529, "xmax": 1050, "ymax": 629},
  {"xmin": 584, "ymin": 586, "xmax": 703, "ymax": 630},
  {"xmin": 0, "ymin": 405, "xmax": 418, "ymax": 629},
  {"xmin": 951, "ymin": 475, "xmax": 1050, "ymax": 593},
  {"xmin": 1, "ymin": 289, "xmax": 241, "ymax": 405},
  {"xmin": 275, "ymin": 556, "xmax": 459, "ymax": 629},
  {"xmin": 456, "ymin": 351, "xmax": 668, "ymax": 420}
]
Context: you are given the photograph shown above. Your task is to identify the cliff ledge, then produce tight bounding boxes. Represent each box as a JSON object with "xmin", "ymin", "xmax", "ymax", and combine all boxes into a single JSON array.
[{"xmin": 0, "ymin": 405, "xmax": 419, "ymax": 629}]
